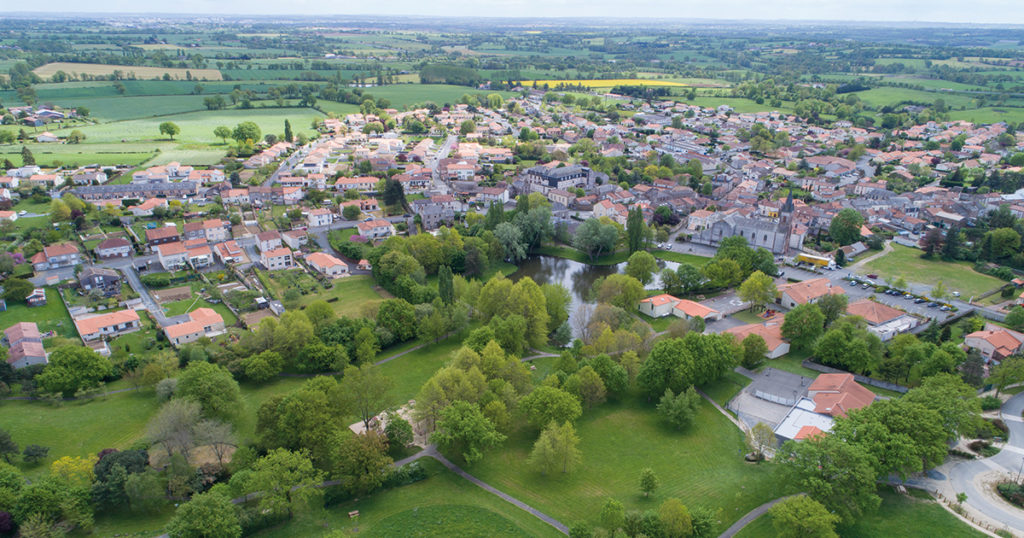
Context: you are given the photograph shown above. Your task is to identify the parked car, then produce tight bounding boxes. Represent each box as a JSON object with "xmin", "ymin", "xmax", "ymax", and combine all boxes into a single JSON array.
[
  {"xmin": 867, "ymin": 274, "xmax": 879, "ymax": 279},
  {"xmin": 940, "ymin": 305, "xmax": 952, "ymax": 311},
  {"xmin": 18, "ymin": 210, "xmax": 27, "ymax": 216},
  {"xmin": 927, "ymin": 302, "xmax": 939, "ymax": 308},
  {"xmin": 952, "ymin": 291, "xmax": 960, "ymax": 297},
  {"xmin": 904, "ymin": 294, "xmax": 914, "ymax": 299},
  {"xmin": 849, "ymin": 280, "xmax": 859, "ymax": 286},
  {"xmin": 914, "ymin": 298, "xmax": 927, "ymax": 304},
  {"xmin": 862, "ymin": 283, "xmax": 871, "ymax": 289}
]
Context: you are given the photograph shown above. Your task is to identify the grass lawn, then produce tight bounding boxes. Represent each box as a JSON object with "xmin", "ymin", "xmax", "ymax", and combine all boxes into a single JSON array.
[
  {"xmin": 700, "ymin": 371, "xmax": 752, "ymax": 408},
  {"xmin": 296, "ymin": 275, "xmax": 387, "ymax": 318},
  {"xmin": 638, "ymin": 312, "xmax": 676, "ymax": 332},
  {"xmin": 762, "ymin": 349, "xmax": 820, "ymax": 378},
  {"xmin": 467, "ymin": 398, "xmax": 786, "ymax": 532},
  {"xmin": 731, "ymin": 309, "xmax": 765, "ymax": 325},
  {"xmin": 860, "ymin": 244, "xmax": 1004, "ymax": 300},
  {"xmin": 0, "ymin": 287, "xmax": 77, "ymax": 339},
  {"xmin": 254, "ymin": 459, "xmax": 562, "ymax": 538},
  {"xmin": 162, "ymin": 297, "xmax": 238, "ymax": 326},
  {"xmin": 90, "ymin": 506, "xmax": 175, "ymax": 538},
  {"xmin": 377, "ymin": 337, "xmax": 465, "ymax": 409},
  {"xmin": 3, "ymin": 390, "xmax": 160, "ymax": 477},
  {"xmin": 735, "ymin": 487, "xmax": 985, "ymax": 538},
  {"xmin": 651, "ymin": 249, "xmax": 712, "ymax": 267}
]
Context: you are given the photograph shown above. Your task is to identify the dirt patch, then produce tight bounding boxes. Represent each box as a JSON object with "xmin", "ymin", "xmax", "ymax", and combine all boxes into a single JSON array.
[
  {"xmin": 241, "ymin": 309, "xmax": 276, "ymax": 328},
  {"xmin": 149, "ymin": 444, "xmax": 236, "ymax": 469},
  {"xmin": 151, "ymin": 286, "xmax": 192, "ymax": 304}
]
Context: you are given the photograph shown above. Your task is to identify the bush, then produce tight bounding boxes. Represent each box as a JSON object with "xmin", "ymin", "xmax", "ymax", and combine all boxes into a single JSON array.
[
  {"xmin": 998, "ymin": 482, "xmax": 1024, "ymax": 507},
  {"xmin": 140, "ymin": 273, "xmax": 171, "ymax": 288},
  {"xmin": 155, "ymin": 378, "xmax": 177, "ymax": 401},
  {"xmin": 948, "ymin": 448, "xmax": 976, "ymax": 459},
  {"xmin": 981, "ymin": 395, "xmax": 1003, "ymax": 411},
  {"xmin": 968, "ymin": 440, "xmax": 991, "ymax": 453}
]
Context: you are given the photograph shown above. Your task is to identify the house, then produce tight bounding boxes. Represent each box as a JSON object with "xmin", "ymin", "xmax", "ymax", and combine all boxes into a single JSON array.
[
  {"xmin": 31, "ymin": 242, "xmax": 81, "ymax": 271},
  {"xmin": 776, "ymin": 278, "xmax": 844, "ymax": 309},
  {"xmin": 845, "ymin": 299, "xmax": 918, "ymax": 341},
  {"xmin": 672, "ymin": 299, "xmax": 723, "ymax": 321},
  {"xmin": 308, "ymin": 208, "xmax": 333, "ymax": 227},
  {"xmin": 724, "ymin": 315, "xmax": 790, "ymax": 359},
  {"xmin": 356, "ymin": 219, "xmax": 396, "ymax": 239},
  {"xmin": 0, "ymin": 210, "xmax": 15, "ymax": 222},
  {"xmin": 79, "ymin": 267, "xmax": 121, "ymax": 295},
  {"xmin": 74, "ymin": 309, "xmax": 141, "ymax": 342},
  {"xmin": 36, "ymin": 132, "xmax": 59, "ymax": 143},
  {"xmin": 306, "ymin": 252, "xmax": 349, "ymax": 278},
  {"xmin": 146, "ymin": 226, "xmax": 180, "ymax": 247},
  {"xmin": 164, "ymin": 307, "xmax": 226, "ymax": 346},
  {"xmin": 185, "ymin": 241, "xmax": 213, "ymax": 269},
  {"xmin": 281, "ymin": 230, "xmax": 308, "ymax": 250},
  {"xmin": 128, "ymin": 198, "xmax": 168, "ymax": 217},
  {"xmin": 4, "ymin": 322, "xmax": 46, "ymax": 369},
  {"xmin": 213, "ymin": 240, "xmax": 247, "ymax": 265},
  {"xmin": 357, "ymin": 259, "xmax": 372, "ymax": 271},
  {"xmin": 773, "ymin": 374, "xmax": 875, "ymax": 442},
  {"xmin": 72, "ymin": 171, "xmax": 108, "ymax": 185},
  {"xmin": 965, "ymin": 325, "xmax": 1024, "ymax": 361},
  {"xmin": 72, "ymin": 182, "xmax": 199, "ymax": 202},
  {"xmin": 639, "ymin": 294, "xmax": 681, "ymax": 318},
  {"xmin": 155, "ymin": 242, "xmax": 188, "ymax": 271},
  {"xmin": 335, "ymin": 176, "xmax": 378, "ymax": 193},
  {"xmin": 256, "ymin": 231, "xmax": 282, "ymax": 253},
  {"xmin": 95, "ymin": 237, "xmax": 132, "ymax": 259},
  {"xmin": 261, "ymin": 247, "xmax": 293, "ymax": 270}
]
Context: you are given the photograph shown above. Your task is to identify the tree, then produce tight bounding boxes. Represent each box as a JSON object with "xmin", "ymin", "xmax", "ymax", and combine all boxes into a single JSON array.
[
  {"xmin": 942, "ymin": 226, "xmax": 961, "ymax": 260},
  {"xmin": 342, "ymin": 204, "xmax": 361, "ymax": 220},
  {"xmin": 829, "ymin": 208, "xmax": 864, "ymax": 246},
  {"xmin": 338, "ymin": 363, "xmax": 392, "ymax": 430},
  {"xmin": 495, "ymin": 222, "xmax": 527, "ymax": 262},
  {"xmin": 702, "ymin": 257, "xmax": 743, "ymax": 289},
  {"xmin": 36, "ymin": 345, "xmax": 112, "ymax": 397},
  {"xmin": 770, "ymin": 496, "xmax": 840, "ymax": 538},
  {"xmin": 431, "ymin": 401, "xmax": 505, "ymax": 464},
  {"xmin": 746, "ymin": 422, "xmax": 776, "ymax": 460},
  {"xmin": 213, "ymin": 126, "xmax": 231, "ymax": 143},
  {"xmin": 1, "ymin": 278, "xmax": 34, "ymax": 304},
  {"xmin": 639, "ymin": 467, "xmax": 660, "ymax": 497},
  {"xmin": 990, "ymin": 356, "xmax": 1024, "ymax": 395},
  {"xmin": 781, "ymin": 304, "xmax": 825, "ymax": 350},
  {"xmin": 67, "ymin": 130, "xmax": 85, "ymax": 144},
  {"xmin": 165, "ymin": 489, "xmax": 241, "ymax": 538},
  {"xmin": 573, "ymin": 218, "xmax": 619, "ymax": 261},
  {"xmin": 241, "ymin": 350, "xmax": 284, "ymax": 382},
  {"xmin": 595, "ymin": 274, "xmax": 645, "ymax": 310},
  {"xmin": 1006, "ymin": 307, "xmax": 1024, "ymax": 331},
  {"xmin": 528, "ymin": 421, "xmax": 582, "ymax": 475},
  {"xmin": 922, "ymin": 228, "xmax": 944, "ymax": 258},
  {"xmin": 233, "ymin": 449, "xmax": 324, "ymax": 518},
  {"xmin": 158, "ymin": 122, "xmax": 181, "ymax": 140},
  {"xmin": 0, "ymin": 429, "xmax": 17, "ymax": 463},
  {"xmin": 519, "ymin": 386, "xmax": 583, "ymax": 428},
  {"xmin": 656, "ymin": 387, "xmax": 702, "ymax": 430},
  {"xmin": 332, "ymin": 431, "xmax": 392, "ymax": 495},
  {"xmin": 659, "ymin": 498, "xmax": 693, "ymax": 538},
  {"xmin": 147, "ymin": 399, "xmax": 201, "ymax": 459},
  {"xmin": 816, "ymin": 293, "xmax": 848, "ymax": 328},
  {"xmin": 626, "ymin": 251, "xmax": 658, "ymax": 285},
  {"xmin": 438, "ymin": 265, "xmax": 455, "ymax": 305},
  {"xmin": 384, "ymin": 413, "xmax": 414, "ymax": 454},
  {"xmin": 778, "ymin": 435, "xmax": 881, "ymax": 524},
  {"xmin": 600, "ymin": 498, "xmax": 626, "ymax": 531},
  {"xmin": 459, "ymin": 119, "xmax": 476, "ymax": 135},
  {"xmin": 626, "ymin": 207, "xmax": 645, "ymax": 253},
  {"xmin": 176, "ymin": 361, "xmax": 240, "ymax": 418},
  {"xmin": 195, "ymin": 420, "xmax": 236, "ymax": 468},
  {"xmin": 232, "ymin": 121, "xmax": 261, "ymax": 144},
  {"xmin": 284, "ymin": 119, "xmax": 294, "ymax": 142},
  {"xmin": 740, "ymin": 334, "xmax": 769, "ymax": 370},
  {"xmin": 22, "ymin": 445, "xmax": 48, "ymax": 465},
  {"xmin": 566, "ymin": 365, "xmax": 606, "ymax": 409},
  {"xmin": 21, "ymin": 146, "xmax": 35, "ymax": 166},
  {"xmin": 737, "ymin": 271, "xmax": 777, "ymax": 311},
  {"xmin": 49, "ymin": 198, "xmax": 70, "ymax": 221}
]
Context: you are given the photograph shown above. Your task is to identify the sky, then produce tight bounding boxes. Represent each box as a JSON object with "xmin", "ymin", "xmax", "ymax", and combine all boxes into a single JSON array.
[{"xmin": 10, "ymin": 0, "xmax": 1024, "ymax": 25}]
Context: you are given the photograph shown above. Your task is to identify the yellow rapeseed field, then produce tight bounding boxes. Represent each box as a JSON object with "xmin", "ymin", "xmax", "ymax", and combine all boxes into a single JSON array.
[{"xmin": 525, "ymin": 78, "xmax": 688, "ymax": 88}]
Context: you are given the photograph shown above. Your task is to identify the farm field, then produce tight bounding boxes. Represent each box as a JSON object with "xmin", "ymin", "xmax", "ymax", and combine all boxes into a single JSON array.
[
  {"xmin": 859, "ymin": 244, "xmax": 1005, "ymax": 299},
  {"xmin": 949, "ymin": 106, "xmax": 1024, "ymax": 124},
  {"xmin": 365, "ymin": 84, "xmax": 516, "ymax": 108},
  {"xmin": 33, "ymin": 62, "xmax": 223, "ymax": 81},
  {"xmin": 526, "ymin": 78, "xmax": 690, "ymax": 88},
  {"xmin": 255, "ymin": 458, "xmax": 562, "ymax": 538},
  {"xmin": 734, "ymin": 487, "xmax": 985, "ymax": 538},
  {"xmin": 467, "ymin": 398, "xmax": 785, "ymax": 532}
]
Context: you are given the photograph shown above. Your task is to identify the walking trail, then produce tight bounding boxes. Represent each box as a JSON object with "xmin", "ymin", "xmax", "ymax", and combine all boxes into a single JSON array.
[{"xmin": 717, "ymin": 494, "xmax": 803, "ymax": 538}]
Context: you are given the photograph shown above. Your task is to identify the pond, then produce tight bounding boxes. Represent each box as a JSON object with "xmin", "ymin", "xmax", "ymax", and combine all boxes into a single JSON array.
[{"xmin": 509, "ymin": 255, "xmax": 680, "ymax": 337}]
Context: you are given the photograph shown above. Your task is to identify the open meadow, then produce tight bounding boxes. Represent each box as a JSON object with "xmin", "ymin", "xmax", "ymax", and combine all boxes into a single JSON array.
[
  {"xmin": 859, "ymin": 244, "xmax": 1005, "ymax": 299},
  {"xmin": 33, "ymin": 62, "xmax": 223, "ymax": 81}
]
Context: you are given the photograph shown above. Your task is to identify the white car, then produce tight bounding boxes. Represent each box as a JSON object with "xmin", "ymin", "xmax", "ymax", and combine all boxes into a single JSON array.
[{"xmin": 18, "ymin": 210, "xmax": 27, "ymax": 216}]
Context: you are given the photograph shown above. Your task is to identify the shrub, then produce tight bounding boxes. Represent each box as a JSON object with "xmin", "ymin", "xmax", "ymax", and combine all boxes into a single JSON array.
[
  {"xmin": 948, "ymin": 448, "xmax": 976, "ymax": 459},
  {"xmin": 981, "ymin": 395, "xmax": 1003, "ymax": 411},
  {"xmin": 140, "ymin": 273, "xmax": 171, "ymax": 288},
  {"xmin": 998, "ymin": 482, "xmax": 1024, "ymax": 507},
  {"xmin": 155, "ymin": 378, "xmax": 177, "ymax": 401},
  {"xmin": 968, "ymin": 440, "xmax": 991, "ymax": 453}
]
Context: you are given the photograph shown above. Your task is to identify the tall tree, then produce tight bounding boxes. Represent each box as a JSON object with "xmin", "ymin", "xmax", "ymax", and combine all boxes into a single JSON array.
[
  {"xmin": 816, "ymin": 293, "xmax": 849, "ymax": 328},
  {"xmin": 626, "ymin": 207, "xmax": 645, "ymax": 253},
  {"xmin": 176, "ymin": 361, "xmax": 241, "ymax": 418},
  {"xmin": 828, "ymin": 208, "xmax": 864, "ymax": 246},
  {"xmin": 656, "ymin": 387, "xmax": 702, "ymax": 430},
  {"xmin": 21, "ymin": 146, "xmax": 35, "ymax": 166},
  {"xmin": 338, "ymin": 363, "xmax": 392, "ymax": 430},
  {"xmin": 165, "ymin": 489, "xmax": 241, "ymax": 538},
  {"xmin": 438, "ymin": 265, "xmax": 455, "ymax": 305},
  {"xmin": 431, "ymin": 401, "xmax": 505, "ymax": 464},
  {"xmin": 528, "ymin": 421, "xmax": 582, "ymax": 475},
  {"xmin": 737, "ymin": 271, "xmax": 777, "ymax": 311},
  {"xmin": 921, "ymin": 228, "xmax": 944, "ymax": 258},
  {"xmin": 781, "ymin": 304, "xmax": 825, "ymax": 350},
  {"xmin": 778, "ymin": 435, "xmax": 881, "ymax": 524},
  {"xmin": 284, "ymin": 119, "xmax": 294, "ymax": 143},
  {"xmin": 770, "ymin": 496, "xmax": 840, "ymax": 538},
  {"xmin": 36, "ymin": 345, "xmax": 113, "ymax": 397},
  {"xmin": 626, "ymin": 251, "xmax": 658, "ymax": 285},
  {"xmin": 158, "ymin": 121, "xmax": 181, "ymax": 140},
  {"xmin": 332, "ymin": 431, "xmax": 392, "ymax": 495}
]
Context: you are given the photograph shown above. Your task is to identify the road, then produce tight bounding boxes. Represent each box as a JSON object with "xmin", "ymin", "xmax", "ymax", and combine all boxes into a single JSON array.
[
  {"xmin": 263, "ymin": 146, "xmax": 308, "ymax": 187},
  {"xmin": 903, "ymin": 391, "xmax": 1024, "ymax": 535},
  {"xmin": 429, "ymin": 134, "xmax": 458, "ymax": 194}
]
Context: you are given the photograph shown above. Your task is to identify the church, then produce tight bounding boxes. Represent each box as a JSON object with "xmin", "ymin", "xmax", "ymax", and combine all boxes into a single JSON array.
[{"xmin": 691, "ymin": 191, "xmax": 805, "ymax": 255}]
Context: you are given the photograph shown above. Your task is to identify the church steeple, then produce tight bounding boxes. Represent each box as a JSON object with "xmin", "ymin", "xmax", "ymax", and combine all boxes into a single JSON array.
[{"xmin": 782, "ymin": 187, "xmax": 795, "ymax": 215}]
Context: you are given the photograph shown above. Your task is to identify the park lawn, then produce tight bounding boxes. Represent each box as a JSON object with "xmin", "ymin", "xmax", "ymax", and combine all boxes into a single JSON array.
[
  {"xmin": 3, "ymin": 390, "xmax": 160, "ymax": 476},
  {"xmin": 735, "ymin": 487, "xmax": 985, "ymax": 538},
  {"xmin": 650, "ymin": 249, "xmax": 712, "ymax": 267},
  {"xmin": 254, "ymin": 459, "xmax": 562, "ymax": 538},
  {"xmin": 377, "ymin": 337, "xmax": 465, "ymax": 409},
  {"xmin": 13, "ymin": 215, "xmax": 50, "ymax": 232},
  {"xmin": 12, "ymin": 198, "xmax": 53, "ymax": 215},
  {"xmin": 467, "ymin": 398, "xmax": 786, "ymax": 532},
  {"xmin": 296, "ymin": 275, "xmax": 387, "ymax": 318},
  {"xmin": 234, "ymin": 376, "xmax": 314, "ymax": 444},
  {"xmin": 89, "ymin": 506, "xmax": 175, "ymax": 538},
  {"xmin": 860, "ymin": 244, "xmax": 1005, "ymax": 300},
  {"xmin": 0, "ymin": 287, "xmax": 77, "ymax": 339}
]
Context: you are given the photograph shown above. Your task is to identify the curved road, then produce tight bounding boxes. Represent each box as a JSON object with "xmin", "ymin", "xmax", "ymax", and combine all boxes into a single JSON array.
[{"xmin": 718, "ymin": 495, "xmax": 803, "ymax": 538}]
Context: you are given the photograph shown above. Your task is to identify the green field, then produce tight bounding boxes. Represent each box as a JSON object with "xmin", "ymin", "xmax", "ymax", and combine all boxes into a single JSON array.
[
  {"xmin": 735, "ymin": 487, "xmax": 985, "ymax": 538},
  {"xmin": 362, "ymin": 84, "xmax": 516, "ymax": 108},
  {"xmin": 254, "ymin": 459, "xmax": 562, "ymax": 538},
  {"xmin": 466, "ymin": 398, "xmax": 784, "ymax": 532},
  {"xmin": 295, "ymin": 275, "xmax": 388, "ymax": 318},
  {"xmin": 949, "ymin": 106, "xmax": 1024, "ymax": 124},
  {"xmin": 859, "ymin": 244, "xmax": 1005, "ymax": 299},
  {"xmin": 0, "ymin": 287, "xmax": 77, "ymax": 339}
]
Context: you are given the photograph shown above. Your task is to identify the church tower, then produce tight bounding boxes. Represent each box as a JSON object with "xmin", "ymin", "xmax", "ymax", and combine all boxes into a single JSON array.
[{"xmin": 778, "ymin": 188, "xmax": 795, "ymax": 255}]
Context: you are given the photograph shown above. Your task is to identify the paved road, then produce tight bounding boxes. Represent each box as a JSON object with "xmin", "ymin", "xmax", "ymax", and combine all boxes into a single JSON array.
[
  {"xmin": 429, "ymin": 134, "xmax": 458, "ymax": 194},
  {"xmin": 718, "ymin": 494, "xmax": 803, "ymax": 538},
  {"xmin": 264, "ymin": 146, "xmax": 307, "ymax": 187},
  {"xmin": 120, "ymin": 264, "xmax": 186, "ymax": 327}
]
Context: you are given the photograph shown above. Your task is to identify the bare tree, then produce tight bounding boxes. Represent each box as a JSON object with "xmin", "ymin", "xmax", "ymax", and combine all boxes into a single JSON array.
[
  {"xmin": 146, "ymin": 399, "xmax": 201, "ymax": 460},
  {"xmin": 572, "ymin": 302, "xmax": 595, "ymax": 343},
  {"xmin": 746, "ymin": 422, "xmax": 776, "ymax": 461},
  {"xmin": 195, "ymin": 420, "xmax": 236, "ymax": 467}
]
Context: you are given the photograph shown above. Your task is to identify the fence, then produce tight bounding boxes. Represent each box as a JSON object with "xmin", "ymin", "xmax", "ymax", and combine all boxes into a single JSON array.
[{"xmin": 801, "ymin": 359, "xmax": 909, "ymax": 394}]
